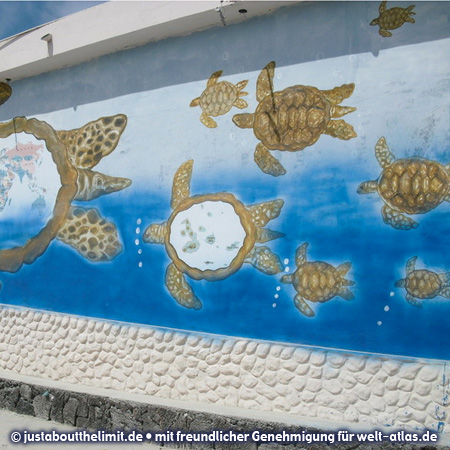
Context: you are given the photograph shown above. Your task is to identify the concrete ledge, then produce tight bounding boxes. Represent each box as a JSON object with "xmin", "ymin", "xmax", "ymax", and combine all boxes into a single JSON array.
[{"xmin": 0, "ymin": 375, "xmax": 448, "ymax": 449}]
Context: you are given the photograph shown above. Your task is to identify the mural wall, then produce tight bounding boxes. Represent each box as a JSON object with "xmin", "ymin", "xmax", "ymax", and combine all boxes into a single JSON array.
[{"xmin": 1, "ymin": 1, "xmax": 450, "ymax": 360}]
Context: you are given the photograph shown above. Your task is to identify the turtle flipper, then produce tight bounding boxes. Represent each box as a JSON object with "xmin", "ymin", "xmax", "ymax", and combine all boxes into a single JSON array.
[
  {"xmin": 171, "ymin": 160, "xmax": 193, "ymax": 210},
  {"xmin": 244, "ymin": 247, "xmax": 283, "ymax": 275},
  {"xmin": 325, "ymin": 119, "xmax": 357, "ymax": 140},
  {"xmin": 438, "ymin": 272, "xmax": 450, "ymax": 287},
  {"xmin": 380, "ymin": 29, "xmax": 392, "ymax": 37},
  {"xmin": 439, "ymin": 287, "xmax": 450, "ymax": 299},
  {"xmin": 57, "ymin": 114, "xmax": 127, "ymax": 170},
  {"xmin": 406, "ymin": 256, "xmax": 417, "ymax": 275},
  {"xmin": 322, "ymin": 83, "xmax": 355, "ymax": 105},
  {"xmin": 57, "ymin": 206, "xmax": 122, "ymax": 262},
  {"xmin": 331, "ymin": 106, "xmax": 357, "ymax": 118},
  {"xmin": 75, "ymin": 169, "xmax": 131, "ymax": 201},
  {"xmin": 255, "ymin": 227, "xmax": 285, "ymax": 243},
  {"xmin": 207, "ymin": 70, "xmax": 222, "ymax": 87},
  {"xmin": 295, "ymin": 243, "xmax": 308, "ymax": 266},
  {"xmin": 143, "ymin": 222, "xmax": 167, "ymax": 244},
  {"xmin": 254, "ymin": 143, "xmax": 286, "ymax": 177},
  {"xmin": 338, "ymin": 287, "xmax": 355, "ymax": 301},
  {"xmin": 166, "ymin": 263, "xmax": 202, "ymax": 310},
  {"xmin": 336, "ymin": 262, "xmax": 351, "ymax": 277},
  {"xmin": 294, "ymin": 294, "xmax": 315, "ymax": 317},
  {"xmin": 375, "ymin": 137, "xmax": 396, "ymax": 168},
  {"xmin": 382, "ymin": 205, "xmax": 418, "ymax": 230},
  {"xmin": 246, "ymin": 198, "xmax": 284, "ymax": 226},
  {"xmin": 406, "ymin": 293, "xmax": 422, "ymax": 308},
  {"xmin": 256, "ymin": 61, "xmax": 275, "ymax": 103},
  {"xmin": 200, "ymin": 112, "xmax": 217, "ymax": 128},
  {"xmin": 235, "ymin": 79, "xmax": 248, "ymax": 91}
]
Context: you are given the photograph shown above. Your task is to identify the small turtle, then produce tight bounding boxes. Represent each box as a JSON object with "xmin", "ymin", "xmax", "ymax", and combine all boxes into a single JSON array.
[
  {"xmin": 0, "ymin": 115, "xmax": 131, "ymax": 273},
  {"xmin": 357, "ymin": 137, "xmax": 450, "ymax": 230},
  {"xmin": 281, "ymin": 242, "xmax": 355, "ymax": 317},
  {"xmin": 370, "ymin": 1, "xmax": 415, "ymax": 37},
  {"xmin": 232, "ymin": 61, "xmax": 357, "ymax": 176},
  {"xmin": 143, "ymin": 159, "xmax": 284, "ymax": 309},
  {"xmin": 0, "ymin": 82, "xmax": 12, "ymax": 107},
  {"xmin": 190, "ymin": 70, "xmax": 248, "ymax": 128},
  {"xmin": 395, "ymin": 256, "xmax": 450, "ymax": 307}
]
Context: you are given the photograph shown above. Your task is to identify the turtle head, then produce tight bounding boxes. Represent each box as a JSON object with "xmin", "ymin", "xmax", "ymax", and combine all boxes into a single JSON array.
[
  {"xmin": 75, "ymin": 169, "xmax": 131, "ymax": 201},
  {"xmin": 143, "ymin": 222, "xmax": 167, "ymax": 245},
  {"xmin": 394, "ymin": 278, "xmax": 406, "ymax": 288},
  {"xmin": 357, "ymin": 180, "xmax": 378, "ymax": 195},
  {"xmin": 232, "ymin": 113, "xmax": 254, "ymax": 129},
  {"xmin": 370, "ymin": 18, "xmax": 379, "ymax": 26}
]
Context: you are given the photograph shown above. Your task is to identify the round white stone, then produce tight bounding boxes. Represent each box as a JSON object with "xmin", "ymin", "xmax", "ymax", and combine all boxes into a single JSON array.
[{"xmin": 169, "ymin": 200, "xmax": 246, "ymax": 271}]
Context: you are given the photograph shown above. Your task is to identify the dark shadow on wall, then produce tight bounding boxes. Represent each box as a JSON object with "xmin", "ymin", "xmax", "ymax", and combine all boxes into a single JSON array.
[{"xmin": 0, "ymin": 1, "xmax": 449, "ymax": 119}]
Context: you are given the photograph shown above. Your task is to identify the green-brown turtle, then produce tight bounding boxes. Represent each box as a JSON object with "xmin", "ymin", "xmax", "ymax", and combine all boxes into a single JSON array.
[
  {"xmin": 280, "ymin": 242, "xmax": 355, "ymax": 317},
  {"xmin": 0, "ymin": 115, "xmax": 131, "ymax": 273},
  {"xmin": 143, "ymin": 159, "xmax": 284, "ymax": 309},
  {"xmin": 370, "ymin": 1, "xmax": 415, "ymax": 37},
  {"xmin": 357, "ymin": 137, "xmax": 450, "ymax": 230},
  {"xmin": 232, "ymin": 61, "xmax": 357, "ymax": 176},
  {"xmin": 0, "ymin": 82, "xmax": 12, "ymax": 107},
  {"xmin": 395, "ymin": 256, "xmax": 450, "ymax": 307},
  {"xmin": 190, "ymin": 70, "xmax": 248, "ymax": 128}
]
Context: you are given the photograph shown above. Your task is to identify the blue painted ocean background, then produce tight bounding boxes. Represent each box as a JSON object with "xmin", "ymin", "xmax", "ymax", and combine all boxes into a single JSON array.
[{"xmin": 1, "ymin": 1, "xmax": 450, "ymax": 360}]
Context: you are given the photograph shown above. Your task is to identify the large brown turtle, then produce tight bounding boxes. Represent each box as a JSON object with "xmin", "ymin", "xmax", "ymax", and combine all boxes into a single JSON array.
[
  {"xmin": 232, "ymin": 61, "xmax": 357, "ymax": 176},
  {"xmin": 0, "ymin": 82, "xmax": 12, "ymax": 107},
  {"xmin": 0, "ymin": 115, "xmax": 131, "ymax": 273},
  {"xmin": 143, "ymin": 160, "xmax": 284, "ymax": 309},
  {"xmin": 395, "ymin": 256, "xmax": 450, "ymax": 307},
  {"xmin": 357, "ymin": 137, "xmax": 450, "ymax": 230},
  {"xmin": 280, "ymin": 242, "xmax": 355, "ymax": 317},
  {"xmin": 190, "ymin": 70, "xmax": 248, "ymax": 128},
  {"xmin": 370, "ymin": 1, "xmax": 415, "ymax": 37}
]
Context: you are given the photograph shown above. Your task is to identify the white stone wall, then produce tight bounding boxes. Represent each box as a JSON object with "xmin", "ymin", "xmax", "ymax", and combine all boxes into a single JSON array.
[{"xmin": 0, "ymin": 305, "xmax": 448, "ymax": 435}]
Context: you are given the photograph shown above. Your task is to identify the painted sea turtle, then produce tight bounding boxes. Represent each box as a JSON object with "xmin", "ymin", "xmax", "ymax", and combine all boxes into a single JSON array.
[
  {"xmin": 143, "ymin": 159, "xmax": 284, "ymax": 309},
  {"xmin": 0, "ymin": 82, "xmax": 12, "ymax": 107},
  {"xmin": 281, "ymin": 242, "xmax": 355, "ymax": 317},
  {"xmin": 0, "ymin": 115, "xmax": 131, "ymax": 273},
  {"xmin": 190, "ymin": 70, "xmax": 248, "ymax": 128},
  {"xmin": 370, "ymin": 1, "xmax": 415, "ymax": 37},
  {"xmin": 395, "ymin": 256, "xmax": 450, "ymax": 307},
  {"xmin": 232, "ymin": 61, "xmax": 357, "ymax": 176},
  {"xmin": 357, "ymin": 137, "xmax": 450, "ymax": 230}
]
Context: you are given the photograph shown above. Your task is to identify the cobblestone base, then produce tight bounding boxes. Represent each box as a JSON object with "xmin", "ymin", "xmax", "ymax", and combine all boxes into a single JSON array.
[{"xmin": 0, "ymin": 305, "xmax": 448, "ymax": 439}]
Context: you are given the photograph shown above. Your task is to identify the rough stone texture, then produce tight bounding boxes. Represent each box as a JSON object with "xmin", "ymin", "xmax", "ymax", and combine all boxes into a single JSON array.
[{"xmin": 0, "ymin": 305, "xmax": 448, "ymax": 440}]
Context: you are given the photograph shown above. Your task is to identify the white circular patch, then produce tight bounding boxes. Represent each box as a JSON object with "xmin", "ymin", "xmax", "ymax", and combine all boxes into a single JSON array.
[{"xmin": 169, "ymin": 201, "xmax": 246, "ymax": 271}]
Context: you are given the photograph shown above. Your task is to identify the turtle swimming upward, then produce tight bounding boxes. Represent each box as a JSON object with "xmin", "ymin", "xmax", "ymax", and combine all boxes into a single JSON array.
[
  {"xmin": 232, "ymin": 61, "xmax": 357, "ymax": 176},
  {"xmin": 0, "ymin": 115, "xmax": 131, "ymax": 273},
  {"xmin": 190, "ymin": 70, "xmax": 248, "ymax": 128},
  {"xmin": 371, "ymin": 1, "xmax": 415, "ymax": 37},
  {"xmin": 143, "ymin": 160, "xmax": 284, "ymax": 309},
  {"xmin": 281, "ymin": 243, "xmax": 355, "ymax": 317},
  {"xmin": 395, "ymin": 256, "xmax": 450, "ymax": 307},
  {"xmin": 357, "ymin": 137, "xmax": 450, "ymax": 230}
]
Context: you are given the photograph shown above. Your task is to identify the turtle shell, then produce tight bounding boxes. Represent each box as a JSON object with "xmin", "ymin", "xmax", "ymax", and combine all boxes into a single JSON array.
[
  {"xmin": 199, "ymin": 82, "xmax": 238, "ymax": 117},
  {"xmin": 253, "ymin": 85, "xmax": 331, "ymax": 151},
  {"xmin": 378, "ymin": 7, "xmax": 412, "ymax": 30},
  {"xmin": 406, "ymin": 270, "xmax": 441, "ymax": 299},
  {"xmin": 378, "ymin": 158, "xmax": 450, "ymax": 214},
  {"xmin": 292, "ymin": 261, "xmax": 341, "ymax": 303}
]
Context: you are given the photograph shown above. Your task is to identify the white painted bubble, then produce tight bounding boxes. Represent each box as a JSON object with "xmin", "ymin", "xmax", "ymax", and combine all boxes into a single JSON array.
[
  {"xmin": 284, "ymin": 258, "xmax": 289, "ymax": 265},
  {"xmin": 377, "ymin": 321, "xmax": 382, "ymax": 326},
  {"xmin": 138, "ymin": 262, "xmax": 143, "ymax": 268},
  {"xmin": 284, "ymin": 267, "xmax": 290, "ymax": 272},
  {"xmin": 135, "ymin": 227, "xmax": 141, "ymax": 234},
  {"xmin": 390, "ymin": 292, "xmax": 395, "ymax": 297},
  {"xmin": 272, "ymin": 303, "xmax": 277, "ymax": 308},
  {"xmin": 136, "ymin": 218, "xmax": 142, "ymax": 225},
  {"xmin": 384, "ymin": 305, "xmax": 390, "ymax": 312},
  {"xmin": 276, "ymin": 286, "xmax": 281, "ymax": 291},
  {"xmin": 134, "ymin": 239, "xmax": 139, "ymax": 246},
  {"xmin": 274, "ymin": 294, "xmax": 279, "ymax": 299},
  {"xmin": 138, "ymin": 249, "xmax": 142, "ymax": 255}
]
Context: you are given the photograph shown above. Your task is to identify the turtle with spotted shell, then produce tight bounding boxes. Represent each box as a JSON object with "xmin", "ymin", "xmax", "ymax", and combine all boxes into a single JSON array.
[
  {"xmin": 370, "ymin": 1, "xmax": 415, "ymax": 37},
  {"xmin": 190, "ymin": 70, "xmax": 248, "ymax": 128},
  {"xmin": 143, "ymin": 159, "xmax": 284, "ymax": 309},
  {"xmin": 0, "ymin": 115, "xmax": 131, "ymax": 273},
  {"xmin": 395, "ymin": 256, "xmax": 450, "ymax": 307},
  {"xmin": 281, "ymin": 243, "xmax": 355, "ymax": 317},
  {"xmin": 232, "ymin": 61, "xmax": 357, "ymax": 176},
  {"xmin": 357, "ymin": 137, "xmax": 450, "ymax": 230}
]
